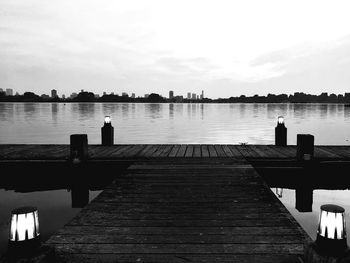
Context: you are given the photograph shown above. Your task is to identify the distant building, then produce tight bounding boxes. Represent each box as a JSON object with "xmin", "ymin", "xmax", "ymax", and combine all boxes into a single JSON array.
[
  {"xmin": 70, "ymin": 92, "xmax": 78, "ymax": 99},
  {"xmin": 6, "ymin": 89, "xmax": 13, "ymax": 96},
  {"xmin": 111, "ymin": 92, "xmax": 114, "ymax": 95},
  {"xmin": 122, "ymin": 92, "xmax": 128, "ymax": 97},
  {"xmin": 41, "ymin": 94, "xmax": 50, "ymax": 99},
  {"xmin": 187, "ymin": 92, "xmax": 191, "ymax": 99},
  {"xmin": 62, "ymin": 94, "xmax": 66, "ymax": 99},
  {"xmin": 0, "ymin": 88, "xmax": 3, "ymax": 92},
  {"xmin": 131, "ymin": 93, "xmax": 136, "ymax": 98},
  {"xmin": 103, "ymin": 92, "xmax": 107, "ymax": 96},
  {"xmin": 192, "ymin": 93, "xmax": 196, "ymax": 100},
  {"xmin": 51, "ymin": 89, "xmax": 58, "ymax": 98},
  {"xmin": 200, "ymin": 90, "xmax": 204, "ymax": 100},
  {"xmin": 15, "ymin": 92, "xmax": 20, "ymax": 96},
  {"xmin": 81, "ymin": 89, "xmax": 84, "ymax": 93},
  {"xmin": 197, "ymin": 95, "xmax": 199, "ymax": 100},
  {"xmin": 169, "ymin": 91, "xmax": 174, "ymax": 99},
  {"xmin": 144, "ymin": 94, "xmax": 149, "ymax": 98}
]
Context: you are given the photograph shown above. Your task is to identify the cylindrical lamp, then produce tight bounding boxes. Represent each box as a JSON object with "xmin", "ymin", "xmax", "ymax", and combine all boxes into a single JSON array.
[
  {"xmin": 8, "ymin": 206, "xmax": 40, "ymax": 255},
  {"xmin": 316, "ymin": 204, "xmax": 347, "ymax": 256},
  {"xmin": 275, "ymin": 116, "xmax": 287, "ymax": 146},
  {"xmin": 101, "ymin": 116, "xmax": 114, "ymax": 146}
]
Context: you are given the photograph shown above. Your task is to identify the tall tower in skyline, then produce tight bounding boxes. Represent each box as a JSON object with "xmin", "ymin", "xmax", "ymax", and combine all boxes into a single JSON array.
[
  {"xmin": 187, "ymin": 92, "xmax": 191, "ymax": 99},
  {"xmin": 6, "ymin": 89, "xmax": 13, "ymax": 96},
  {"xmin": 169, "ymin": 91, "xmax": 174, "ymax": 99},
  {"xmin": 51, "ymin": 89, "xmax": 57, "ymax": 98}
]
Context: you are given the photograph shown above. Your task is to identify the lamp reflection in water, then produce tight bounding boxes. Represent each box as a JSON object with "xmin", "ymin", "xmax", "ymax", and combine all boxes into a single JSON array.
[
  {"xmin": 316, "ymin": 204, "xmax": 347, "ymax": 256},
  {"xmin": 8, "ymin": 206, "xmax": 40, "ymax": 255},
  {"xmin": 275, "ymin": 188, "xmax": 283, "ymax": 198}
]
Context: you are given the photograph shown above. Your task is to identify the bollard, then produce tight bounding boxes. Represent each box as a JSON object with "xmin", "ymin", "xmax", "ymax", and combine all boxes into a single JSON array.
[
  {"xmin": 304, "ymin": 204, "xmax": 350, "ymax": 262},
  {"xmin": 275, "ymin": 116, "xmax": 287, "ymax": 146},
  {"xmin": 70, "ymin": 134, "xmax": 88, "ymax": 161},
  {"xmin": 101, "ymin": 116, "xmax": 114, "ymax": 146},
  {"xmin": 71, "ymin": 187, "xmax": 89, "ymax": 208},
  {"xmin": 296, "ymin": 134, "xmax": 314, "ymax": 161}
]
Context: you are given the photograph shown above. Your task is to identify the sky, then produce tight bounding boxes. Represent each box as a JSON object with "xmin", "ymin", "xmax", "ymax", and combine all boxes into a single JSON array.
[{"xmin": 1, "ymin": 0, "xmax": 350, "ymax": 98}]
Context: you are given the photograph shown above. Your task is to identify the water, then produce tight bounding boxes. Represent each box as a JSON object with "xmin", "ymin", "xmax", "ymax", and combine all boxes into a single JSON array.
[
  {"xmin": 0, "ymin": 189, "xmax": 101, "ymax": 254},
  {"xmin": 272, "ymin": 188, "xmax": 350, "ymax": 245},
  {"xmin": 0, "ymin": 102, "xmax": 349, "ymax": 144}
]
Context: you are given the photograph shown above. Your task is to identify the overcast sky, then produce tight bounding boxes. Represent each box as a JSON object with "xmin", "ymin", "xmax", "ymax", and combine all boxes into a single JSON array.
[{"xmin": 1, "ymin": 0, "xmax": 350, "ymax": 98}]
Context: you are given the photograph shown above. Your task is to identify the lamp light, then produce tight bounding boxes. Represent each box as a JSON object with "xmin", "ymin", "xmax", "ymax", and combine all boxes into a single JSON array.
[
  {"xmin": 275, "ymin": 116, "xmax": 287, "ymax": 146},
  {"xmin": 104, "ymin": 116, "xmax": 111, "ymax": 124},
  {"xmin": 8, "ymin": 206, "xmax": 40, "ymax": 255},
  {"xmin": 316, "ymin": 204, "xmax": 347, "ymax": 256},
  {"xmin": 101, "ymin": 116, "xmax": 114, "ymax": 145},
  {"xmin": 278, "ymin": 116, "xmax": 284, "ymax": 125}
]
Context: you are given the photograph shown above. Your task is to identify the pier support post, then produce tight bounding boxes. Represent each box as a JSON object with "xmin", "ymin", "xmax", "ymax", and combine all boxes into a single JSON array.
[
  {"xmin": 275, "ymin": 116, "xmax": 287, "ymax": 146},
  {"xmin": 295, "ymin": 188, "xmax": 313, "ymax": 212},
  {"xmin": 70, "ymin": 134, "xmax": 88, "ymax": 162},
  {"xmin": 71, "ymin": 187, "xmax": 89, "ymax": 208},
  {"xmin": 296, "ymin": 134, "xmax": 314, "ymax": 161},
  {"xmin": 101, "ymin": 116, "xmax": 114, "ymax": 146}
]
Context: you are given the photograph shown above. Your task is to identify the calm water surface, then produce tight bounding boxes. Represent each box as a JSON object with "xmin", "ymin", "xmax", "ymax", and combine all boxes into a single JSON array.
[{"xmin": 0, "ymin": 102, "xmax": 349, "ymax": 144}]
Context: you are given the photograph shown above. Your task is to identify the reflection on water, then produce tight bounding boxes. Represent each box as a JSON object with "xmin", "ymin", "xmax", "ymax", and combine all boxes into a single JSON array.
[
  {"xmin": 0, "ymin": 103, "xmax": 349, "ymax": 144},
  {"xmin": 264, "ymin": 163, "xmax": 350, "ymax": 244}
]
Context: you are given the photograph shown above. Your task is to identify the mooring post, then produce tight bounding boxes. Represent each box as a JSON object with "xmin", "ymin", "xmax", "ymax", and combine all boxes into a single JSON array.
[
  {"xmin": 275, "ymin": 116, "xmax": 287, "ymax": 146},
  {"xmin": 70, "ymin": 134, "xmax": 88, "ymax": 162},
  {"xmin": 101, "ymin": 116, "xmax": 114, "ymax": 146},
  {"xmin": 304, "ymin": 204, "xmax": 350, "ymax": 262},
  {"xmin": 71, "ymin": 187, "xmax": 89, "ymax": 208},
  {"xmin": 296, "ymin": 134, "xmax": 314, "ymax": 161}
]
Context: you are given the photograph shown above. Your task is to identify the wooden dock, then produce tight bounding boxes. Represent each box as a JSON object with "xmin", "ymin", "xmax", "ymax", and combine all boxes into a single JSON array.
[
  {"xmin": 1, "ymin": 144, "xmax": 349, "ymax": 262},
  {"xmin": 45, "ymin": 158, "xmax": 310, "ymax": 262},
  {"xmin": 1, "ymin": 144, "xmax": 350, "ymax": 160}
]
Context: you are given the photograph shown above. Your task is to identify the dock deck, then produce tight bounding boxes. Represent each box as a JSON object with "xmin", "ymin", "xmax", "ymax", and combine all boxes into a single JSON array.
[
  {"xmin": 0, "ymin": 144, "xmax": 350, "ymax": 160},
  {"xmin": 2, "ymin": 144, "xmax": 349, "ymax": 262},
  {"xmin": 46, "ymin": 158, "xmax": 310, "ymax": 262}
]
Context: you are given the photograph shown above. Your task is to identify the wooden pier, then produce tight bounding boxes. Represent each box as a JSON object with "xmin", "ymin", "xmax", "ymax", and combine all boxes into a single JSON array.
[
  {"xmin": 1, "ymin": 144, "xmax": 350, "ymax": 160},
  {"xmin": 1, "ymin": 144, "xmax": 350, "ymax": 262}
]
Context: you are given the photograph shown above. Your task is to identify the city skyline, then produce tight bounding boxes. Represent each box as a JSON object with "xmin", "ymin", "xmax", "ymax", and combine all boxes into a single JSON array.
[{"xmin": 1, "ymin": 1, "xmax": 350, "ymax": 98}]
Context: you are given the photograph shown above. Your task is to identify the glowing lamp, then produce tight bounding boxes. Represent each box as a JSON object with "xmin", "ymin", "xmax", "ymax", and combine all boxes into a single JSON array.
[
  {"xmin": 278, "ymin": 116, "xmax": 284, "ymax": 125},
  {"xmin": 8, "ymin": 206, "xmax": 40, "ymax": 254},
  {"xmin": 104, "ymin": 116, "xmax": 111, "ymax": 124},
  {"xmin": 316, "ymin": 204, "xmax": 347, "ymax": 256},
  {"xmin": 275, "ymin": 116, "xmax": 287, "ymax": 146},
  {"xmin": 101, "ymin": 116, "xmax": 114, "ymax": 145}
]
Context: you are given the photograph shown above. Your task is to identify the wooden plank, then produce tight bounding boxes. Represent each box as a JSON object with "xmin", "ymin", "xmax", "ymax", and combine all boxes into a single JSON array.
[
  {"xmin": 214, "ymin": 145, "xmax": 227, "ymax": 157},
  {"xmin": 207, "ymin": 145, "xmax": 218, "ymax": 157},
  {"xmin": 185, "ymin": 145, "xmax": 194, "ymax": 157},
  {"xmin": 54, "ymin": 254, "xmax": 302, "ymax": 263},
  {"xmin": 193, "ymin": 145, "xmax": 201, "ymax": 157},
  {"xmin": 159, "ymin": 145, "xmax": 174, "ymax": 157},
  {"xmin": 201, "ymin": 145, "xmax": 209, "ymax": 157},
  {"xmin": 168, "ymin": 145, "xmax": 180, "ymax": 157},
  {"xmin": 175, "ymin": 145, "xmax": 187, "ymax": 157},
  {"xmin": 226, "ymin": 145, "xmax": 244, "ymax": 158},
  {"xmin": 142, "ymin": 145, "xmax": 160, "ymax": 157}
]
